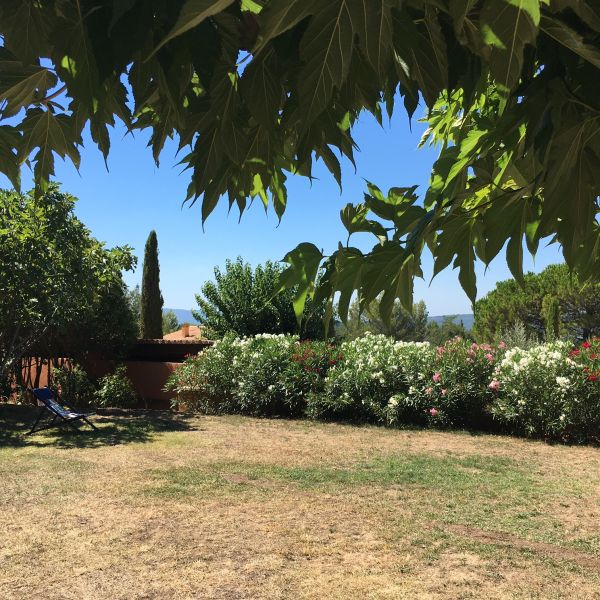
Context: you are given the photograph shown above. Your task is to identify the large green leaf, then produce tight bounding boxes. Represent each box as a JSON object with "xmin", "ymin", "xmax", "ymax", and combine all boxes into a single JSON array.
[
  {"xmin": 0, "ymin": 57, "xmax": 56, "ymax": 118},
  {"xmin": 393, "ymin": 7, "xmax": 448, "ymax": 107},
  {"xmin": 481, "ymin": 0, "xmax": 540, "ymax": 91},
  {"xmin": 0, "ymin": 0, "xmax": 53, "ymax": 63},
  {"xmin": 18, "ymin": 109, "xmax": 81, "ymax": 195},
  {"xmin": 278, "ymin": 242, "xmax": 324, "ymax": 322},
  {"xmin": 540, "ymin": 14, "xmax": 600, "ymax": 68},
  {"xmin": 240, "ymin": 49, "xmax": 284, "ymax": 129},
  {"xmin": 340, "ymin": 202, "xmax": 388, "ymax": 242},
  {"xmin": 296, "ymin": 1, "xmax": 356, "ymax": 125},
  {"xmin": 350, "ymin": 0, "xmax": 394, "ymax": 77},
  {"xmin": 433, "ymin": 213, "xmax": 481, "ymax": 303},
  {"xmin": 255, "ymin": 0, "xmax": 318, "ymax": 51},
  {"xmin": 0, "ymin": 125, "xmax": 21, "ymax": 190},
  {"xmin": 152, "ymin": 0, "xmax": 236, "ymax": 55}
]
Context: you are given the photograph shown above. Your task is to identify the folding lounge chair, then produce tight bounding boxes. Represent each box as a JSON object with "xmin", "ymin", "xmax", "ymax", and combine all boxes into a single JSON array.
[{"xmin": 28, "ymin": 387, "xmax": 98, "ymax": 435}]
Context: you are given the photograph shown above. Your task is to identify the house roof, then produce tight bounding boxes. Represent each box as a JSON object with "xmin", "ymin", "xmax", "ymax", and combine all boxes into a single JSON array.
[{"xmin": 163, "ymin": 325, "xmax": 205, "ymax": 341}]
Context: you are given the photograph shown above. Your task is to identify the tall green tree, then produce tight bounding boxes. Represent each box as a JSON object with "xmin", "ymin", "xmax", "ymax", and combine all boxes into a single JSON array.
[
  {"xmin": 126, "ymin": 284, "xmax": 142, "ymax": 336},
  {"xmin": 473, "ymin": 264, "xmax": 600, "ymax": 343},
  {"xmin": 140, "ymin": 231, "xmax": 163, "ymax": 339},
  {"xmin": 0, "ymin": 186, "xmax": 135, "ymax": 391},
  {"xmin": 425, "ymin": 317, "xmax": 471, "ymax": 346},
  {"xmin": 194, "ymin": 257, "xmax": 324, "ymax": 339},
  {"xmin": 163, "ymin": 310, "xmax": 180, "ymax": 335},
  {"xmin": 2, "ymin": 2, "xmax": 600, "ymax": 319},
  {"xmin": 342, "ymin": 298, "xmax": 428, "ymax": 341}
]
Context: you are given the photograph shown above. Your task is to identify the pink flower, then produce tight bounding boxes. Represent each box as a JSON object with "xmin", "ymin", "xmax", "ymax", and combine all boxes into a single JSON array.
[
  {"xmin": 441, "ymin": 389, "xmax": 447, "ymax": 396},
  {"xmin": 425, "ymin": 387, "xmax": 433, "ymax": 395},
  {"xmin": 429, "ymin": 408, "xmax": 438, "ymax": 417},
  {"xmin": 498, "ymin": 341, "xmax": 506, "ymax": 349},
  {"xmin": 485, "ymin": 353, "xmax": 494, "ymax": 363},
  {"xmin": 488, "ymin": 379, "xmax": 501, "ymax": 391},
  {"xmin": 433, "ymin": 372, "xmax": 441, "ymax": 383}
]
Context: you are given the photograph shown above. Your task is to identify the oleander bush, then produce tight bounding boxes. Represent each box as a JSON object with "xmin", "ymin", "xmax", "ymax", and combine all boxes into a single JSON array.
[
  {"xmin": 307, "ymin": 334, "xmax": 435, "ymax": 423},
  {"xmin": 166, "ymin": 333, "xmax": 600, "ymax": 443},
  {"xmin": 416, "ymin": 338, "xmax": 502, "ymax": 429},
  {"xmin": 167, "ymin": 334, "xmax": 340, "ymax": 417},
  {"xmin": 491, "ymin": 340, "xmax": 600, "ymax": 443}
]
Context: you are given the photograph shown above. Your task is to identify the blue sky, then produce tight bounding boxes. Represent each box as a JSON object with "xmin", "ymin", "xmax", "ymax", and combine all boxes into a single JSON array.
[{"xmin": 3, "ymin": 106, "xmax": 562, "ymax": 315}]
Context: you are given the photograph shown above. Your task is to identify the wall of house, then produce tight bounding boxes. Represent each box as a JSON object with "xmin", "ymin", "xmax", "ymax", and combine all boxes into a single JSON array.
[{"xmin": 16, "ymin": 340, "xmax": 213, "ymax": 410}]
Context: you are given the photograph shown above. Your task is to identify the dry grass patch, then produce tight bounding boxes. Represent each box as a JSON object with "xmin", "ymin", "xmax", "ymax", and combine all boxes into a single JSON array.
[{"xmin": 1, "ymin": 406, "xmax": 600, "ymax": 599}]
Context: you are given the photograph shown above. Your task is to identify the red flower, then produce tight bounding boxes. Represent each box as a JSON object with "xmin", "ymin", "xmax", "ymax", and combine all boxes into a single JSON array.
[
  {"xmin": 582, "ymin": 341, "xmax": 591, "ymax": 349},
  {"xmin": 588, "ymin": 374, "xmax": 598, "ymax": 382},
  {"xmin": 570, "ymin": 349, "xmax": 581, "ymax": 357}
]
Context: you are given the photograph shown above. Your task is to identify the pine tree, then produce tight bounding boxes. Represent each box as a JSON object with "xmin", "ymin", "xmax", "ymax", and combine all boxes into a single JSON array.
[{"xmin": 140, "ymin": 230, "xmax": 163, "ymax": 339}]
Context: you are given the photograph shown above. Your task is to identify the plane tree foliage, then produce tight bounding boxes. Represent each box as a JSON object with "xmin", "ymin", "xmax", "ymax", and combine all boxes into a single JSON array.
[{"xmin": 2, "ymin": 0, "xmax": 600, "ymax": 327}]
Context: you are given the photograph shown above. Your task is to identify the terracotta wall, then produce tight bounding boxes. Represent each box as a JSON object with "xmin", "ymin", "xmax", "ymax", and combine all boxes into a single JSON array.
[
  {"xmin": 18, "ymin": 357, "xmax": 182, "ymax": 410},
  {"xmin": 16, "ymin": 340, "xmax": 213, "ymax": 409},
  {"xmin": 83, "ymin": 358, "xmax": 180, "ymax": 409}
]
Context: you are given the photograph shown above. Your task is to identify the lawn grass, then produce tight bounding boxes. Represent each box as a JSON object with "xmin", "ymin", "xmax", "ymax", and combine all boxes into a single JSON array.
[{"xmin": 1, "ymin": 405, "xmax": 600, "ymax": 599}]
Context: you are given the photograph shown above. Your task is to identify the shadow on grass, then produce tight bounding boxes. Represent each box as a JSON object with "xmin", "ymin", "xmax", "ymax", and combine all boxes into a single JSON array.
[{"xmin": 0, "ymin": 404, "xmax": 200, "ymax": 449}]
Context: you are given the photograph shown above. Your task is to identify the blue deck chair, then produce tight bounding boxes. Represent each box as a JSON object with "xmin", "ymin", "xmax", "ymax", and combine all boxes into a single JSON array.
[{"xmin": 28, "ymin": 387, "xmax": 98, "ymax": 435}]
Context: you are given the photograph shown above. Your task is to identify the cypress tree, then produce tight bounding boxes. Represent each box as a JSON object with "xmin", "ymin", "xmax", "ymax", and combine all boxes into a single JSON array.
[{"xmin": 140, "ymin": 230, "xmax": 164, "ymax": 339}]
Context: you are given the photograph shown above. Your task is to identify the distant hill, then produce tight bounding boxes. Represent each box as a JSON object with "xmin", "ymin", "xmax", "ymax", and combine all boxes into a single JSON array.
[
  {"xmin": 164, "ymin": 308, "xmax": 473, "ymax": 330},
  {"xmin": 428, "ymin": 314, "xmax": 474, "ymax": 330},
  {"xmin": 164, "ymin": 308, "xmax": 198, "ymax": 324}
]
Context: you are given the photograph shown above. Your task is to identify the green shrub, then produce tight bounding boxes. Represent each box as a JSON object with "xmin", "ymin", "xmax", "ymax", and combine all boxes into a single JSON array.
[
  {"xmin": 52, "ymin": 363, "xmax": 95, "ymax": 406},
  {"xmin": 491, "ymin": 340, "xmax": 600, "ymax": 442},
  {"xmin": 308, "ymin": 334, "xmax": 435, "ymax": 423},
  {"xmin": 167, "ymin": 330, "xmax": 600, "ymax": 443},
  {"xmin": 95, "ymin": 366, "xmax": 137, "ymax": 408},
  {"xmin": 167, "ymin": 334, "xmax": 340, "ymax": 416},
  {"xmin": 413, "ymin": 337, "xmax": 502, "ymax": 429}
]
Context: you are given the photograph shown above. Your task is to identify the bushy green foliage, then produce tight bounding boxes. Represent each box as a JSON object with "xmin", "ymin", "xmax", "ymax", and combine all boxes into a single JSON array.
[
  {"xmin": 416, "ymin": 338, "xmax": 500, "ymax": 429},
  {"xmin": 473, "ymin": 264, "xmax": 600, "ymax": 343},
  {"xmin": 162, "ymin": 310, "xmax": 179, "ymax": 335},
  {"xmin": 141, "ymin": 231, "xmax": 163, "ymax": 339},
  {"xmin": 167, "ymin": 334, "xmax": 339, "ymax": 416},
  {"xmin": 194, "ymin": 258, "xmax": 324, "ymax": 339},
  {"xmin": 491, "ymin": 341, "xmax": 600, "ymax": 443},
  {"xmin": 52, "ymin": 363, "xmax": 95, "ymax": 407},
  {"xmin": 167, "ymin": 331, "xmax": 600, "ymax": 443},
  {"xmin": 342, "ymin": 299, "xmax": 428, "ymax": 341},
  {"xmin": 0, "ymin": 186, "xmax": 135, "ymax": 387},
  {"xmin": 4, "ymin": 2, "xmax": 600, "ymax": 324},
  {"xmin": 95, "ymin": 366, "xmax": 137, "ymax": 408},
  {"xmin": 308, "ymin": 334, "xmax": 434, "ymax": 423}
]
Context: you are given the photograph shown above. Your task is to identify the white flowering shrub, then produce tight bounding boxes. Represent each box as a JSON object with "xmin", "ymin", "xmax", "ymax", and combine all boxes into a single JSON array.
[
  {"xmin": 165, "ymin": 333, "xmax": 243, "ymax": 412},
  {"xmin": 490, "ymin": 341, "xmax": 600, "ymax": 441},
  {"xmin": 167, "ymin": 331, "xmax": 600, "ymax": 443},
  {"xmin": 166, "ymin": 334, "xmax": 341, "ymax": 416},
  {"xmin": 307, "ymin": 333, "xmax": 435, "ymax": 423}
]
